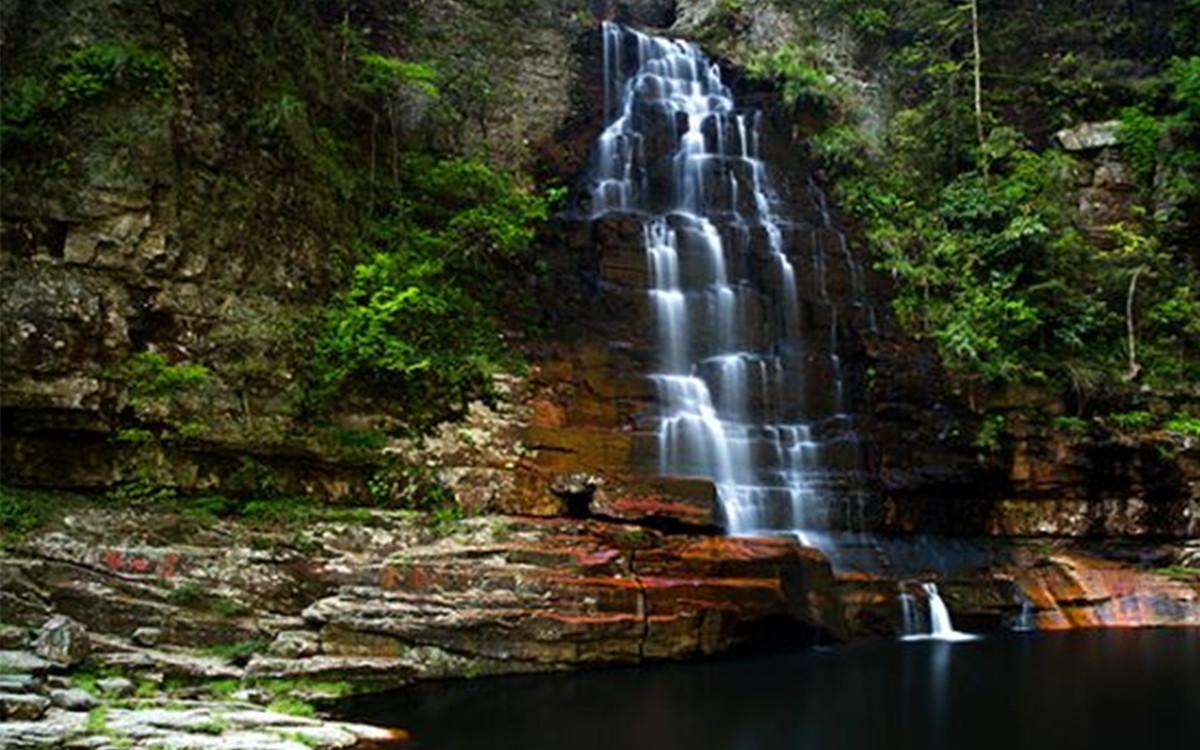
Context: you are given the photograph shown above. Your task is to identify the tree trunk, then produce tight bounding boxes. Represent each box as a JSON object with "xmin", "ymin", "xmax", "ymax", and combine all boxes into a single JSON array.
[
  {"xmin": 969, "ymin": 0, "xmax": 986, "ymax": 176},
  {"xmin": 1125, "ymin": 265, "xmax": 1146, "ymax": 381}
]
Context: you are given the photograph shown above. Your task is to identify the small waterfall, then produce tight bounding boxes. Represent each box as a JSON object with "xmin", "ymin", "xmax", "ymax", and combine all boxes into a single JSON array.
[
  {"xmin": 584, "ymin": 21, "xmax": 869, "ymax": 538},
  {"xmin": 899, "ymin": 591, "xmax": 921, "ymax": 636},
  {"xmin": 900, "ymin": 582, "xmax": 976, "ymax": 642},
  {"xmin": 1013, "ymin": 598, "xmax": 1036, "ymax": 632}
]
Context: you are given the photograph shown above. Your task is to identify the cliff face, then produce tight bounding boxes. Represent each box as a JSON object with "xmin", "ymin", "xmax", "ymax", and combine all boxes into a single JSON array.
[{"xmin": 1, "ymin": 0, "xmax": 1199, "ymax": 695}]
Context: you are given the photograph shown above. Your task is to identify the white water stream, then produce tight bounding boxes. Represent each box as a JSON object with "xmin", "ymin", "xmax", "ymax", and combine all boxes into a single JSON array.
[{"xmin": 588, "ymin": 22, "xmax": 871, "ymax": 537}]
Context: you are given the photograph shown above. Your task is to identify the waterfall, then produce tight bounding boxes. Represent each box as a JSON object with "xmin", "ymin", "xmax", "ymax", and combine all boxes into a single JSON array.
[
  {"xmin": 586, "ymin": 21, "xmax": 869, "ymax": 538},
  {"xmin": 900, "ymin": 582, "xmax": 976, "ymax": 642},
  {"xmin": 1013, "ymin": 598, "xmax": 1036, "ymax": 632}
]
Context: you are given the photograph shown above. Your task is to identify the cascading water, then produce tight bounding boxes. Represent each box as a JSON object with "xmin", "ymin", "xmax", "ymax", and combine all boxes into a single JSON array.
[
  {"xmin": 585, "ymin": 22, "xmax": 870, "ymax": 538},
  {"xmin": 900, "ymin": 582, "xmax": 976, "ymax": 642}
]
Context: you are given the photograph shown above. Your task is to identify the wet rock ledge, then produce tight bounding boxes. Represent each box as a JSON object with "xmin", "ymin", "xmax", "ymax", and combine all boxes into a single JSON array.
[{"xmin": 0, "ymin": 506, "xmax": 838, "ymax": 737}]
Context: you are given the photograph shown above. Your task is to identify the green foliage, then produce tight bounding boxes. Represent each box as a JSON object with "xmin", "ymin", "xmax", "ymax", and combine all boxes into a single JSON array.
[
  {"xmin": 1119, "ymin": 106, "xmax": 1164, "ymax": 178},
  {"xmin": 118, "ymin": 352, "xmax": 210, "ymax": 406},
  {"xmin": 0, "ymin": 486, "xmax": 62, "ymax": 548},
  {"xmin": 1, "ymin": 40, "xmax": 173, "ymax": 150},
  {"xmin": 1164, "ymin": 415, "xmax": 1200, "ymax": 437},
  {"xmin": 1051, "ymin": 415, "xmax": 1089, "ymax": 433},
  {"xmin": 773, "ymin": 3, "xmax": 1200, "ymax": 396},
  {"xmin": 267, "ymin": 697, "xmax": 317, "ymax": 717},
  {"xmin": 1107, "ymin": 411, "xmax": 1155, "ymax": 430},
  {"xmin": 211, "ymin": 597, "xmax": 249, "ymax": 618},
  {"xmin": 192, "ymin": 719, "xmax": 229, "ymax": 736},
  {"xmin": 614, "ymin": 529, "xmax": 659, "ymax": 550},
  {"xmin": 115, "ymin": 428, "xmax": 155, "ymax": 445},
  {"xmin": 1156, "ymin": 564, "xmax": 1200, "ymax": 581},
  {"xmin": 973, "ymin": 414, "xmax": 1007, "ymax": 451},
  {"xmin": 367, "ymin": 462, "xmax": 454, "ymax": 511},
  {"xmin": 229, "ymin": 458, "xmax": 283, "ymax": 498},
  {"xmin": 314, "ymin": 154, "xmax": 554, "ymax": 428},
  {"xmin": 104, "ymin": 479, "xmax": 180, "ymax": 508},
  {"xmin": 748, "ymin": 44, "xmax": 844, "ymax": 115},
  {"xmin": 86, "ymin": 706, "xmax": 111, "ymax": 735},
  {"xmin": 357, "ymin": 54, "xmax": 440, "ymax": 98},
  {"xmin": 330, "ymin": 428, "xmax": 388, "ymax": 452},
  {"xmin": 168, "ymin": 582, "xmax": 205, "ymax": 606}
]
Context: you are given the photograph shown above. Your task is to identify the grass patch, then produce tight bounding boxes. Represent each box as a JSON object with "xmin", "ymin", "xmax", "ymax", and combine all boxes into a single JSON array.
[
  {"xmin": 1156, "ymin": 565, "xmax": 1200, "ymax": 581},
  {"xmin": 268, "ymin": 697, "xmax": 316, "ymax": 717},
  {"xmin": 86, "ymin": 706, "xmax": 111, "ymax": 734},
  {"xmin": 192, "ymin": 719, "xmax": 229, "ymax": 735}
]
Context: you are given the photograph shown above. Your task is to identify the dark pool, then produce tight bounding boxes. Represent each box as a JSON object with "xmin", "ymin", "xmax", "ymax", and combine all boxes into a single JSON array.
[{"xmin": 340, "ymin": 630, "xmax": 1200, "ymax": 750}]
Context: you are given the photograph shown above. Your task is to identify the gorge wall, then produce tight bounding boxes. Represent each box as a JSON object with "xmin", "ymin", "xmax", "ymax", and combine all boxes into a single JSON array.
[{"xmin": 1, "ymin": 0, "xmax": 1199, "ymax": 703}]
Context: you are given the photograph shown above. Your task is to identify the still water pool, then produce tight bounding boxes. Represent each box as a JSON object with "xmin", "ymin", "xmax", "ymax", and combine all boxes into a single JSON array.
[{"xmin": 340, "ymin": 630, "xmax": 1200, "ymax": 750}]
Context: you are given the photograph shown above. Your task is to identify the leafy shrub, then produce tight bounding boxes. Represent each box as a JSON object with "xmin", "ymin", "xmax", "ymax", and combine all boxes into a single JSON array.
[
  {"xmin": 748, "ymin": 44, "xmax": 844, "ymax": 115},
  {"xmin": 1118, "ymin": 106, "xmax": 1163, "ymax": 178},
  {"xmin": 314, "ymin": 154, "xmax": 555, "ymax": 428},
  {"xmin": 119, "ymin": 352, "xmax": 210, "ymax": 405}
]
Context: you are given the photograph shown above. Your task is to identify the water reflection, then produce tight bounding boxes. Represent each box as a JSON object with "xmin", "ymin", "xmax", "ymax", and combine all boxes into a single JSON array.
[{"xmin": 340, "ymin": 630, "xmax": 1200, "ymax": 750}]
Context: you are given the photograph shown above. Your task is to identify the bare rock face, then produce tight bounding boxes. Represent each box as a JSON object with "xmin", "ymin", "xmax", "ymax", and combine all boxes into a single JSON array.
[
  {"xmin": 1054, "ymin": 120, "xmax": 1121, "ymax": 151},
  {"xmin": 0, "ymin": 692, "xmax": 50, "ymax": 721},
  {"xmin": 33, "ymin": 616, "xmax": 90, "ymax": 667}
]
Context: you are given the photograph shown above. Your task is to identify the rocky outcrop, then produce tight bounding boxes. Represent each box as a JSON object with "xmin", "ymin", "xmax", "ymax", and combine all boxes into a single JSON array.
[
  {"xmin": 0, "ymin": 508, "xmax": 838, "ymax": 690},
  {"xmin": 4, "ymin": 506, "xmax": 1197, "ymax": 698}
]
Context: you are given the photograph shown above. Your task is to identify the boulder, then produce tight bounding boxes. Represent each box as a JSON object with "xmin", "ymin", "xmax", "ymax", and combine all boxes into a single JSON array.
[
  {"xmin": 33, "ymin": 616, "xmax": 91, "ymax": 667},
  {"xmin": 267, "ymin": 630, "xmax": 320, "ymax": 659},
  {"xmin": 0, "ymin": 625, "xmax": 28, "ymax": 649},
  {"xmin": 1054, "ymin": 120, "xmax": 1121, "ymax": 151},
  {"xmin": 0, "ymin": 673, "xmax": 39, "ymax": 693},
  {"xmin": 132, "ymin": 626, "xmax": 163, "ymax": 646},
  {"xmin": 97, "ymin": 676, "xmax": 135, "ymax": 696},
  {"xmin": 0, "ymin": 692, "xmax": 50, "ymax": 721},
  {"xmin": 49, "ymin": 687, "xmax": 98, "ymax": 711},
  {"xmin": 0, "ymin": 650, "xmax": 52, "ymax": 674}
]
